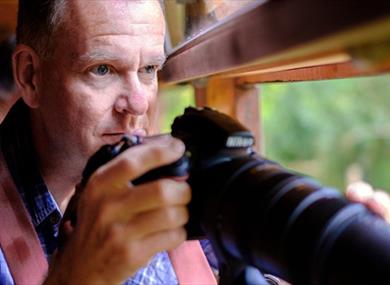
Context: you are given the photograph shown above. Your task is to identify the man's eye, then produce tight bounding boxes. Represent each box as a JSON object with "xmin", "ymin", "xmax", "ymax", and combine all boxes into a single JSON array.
[
  {"xmin": 91, "ymin": 64, "xmax": 111, "ymax": 76},
  {"xmin": 140, "ymin": 65, "xmax": 158, "ymax": 74}
]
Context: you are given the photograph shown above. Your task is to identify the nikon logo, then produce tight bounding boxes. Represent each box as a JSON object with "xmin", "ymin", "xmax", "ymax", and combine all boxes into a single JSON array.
[{"xmin": 226, "ymin": 136, "xmax": 254, "ymax": 148}]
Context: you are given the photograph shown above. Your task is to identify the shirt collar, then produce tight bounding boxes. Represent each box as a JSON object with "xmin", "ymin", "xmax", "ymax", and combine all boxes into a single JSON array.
[{"xmin": 29, "ymin": 182, "xmax": 61, "ymax": 227}]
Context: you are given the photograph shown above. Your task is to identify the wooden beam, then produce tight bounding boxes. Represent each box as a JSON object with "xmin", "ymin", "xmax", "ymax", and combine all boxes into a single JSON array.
[
  {"xmin": 234, "ymin": 84, "xmax": 262, "ymax": 153},
  {"xmin": 237, "ymin": 60, "xmax": 390, "ymax": 84},
  {"xmin": 195, "ymin": 78, "xmax": 236, "ymax": 115},
  {"xmin": 0, "ymin": 2, "xmax": 18, "ymax": 38},
  {"xmin": 161, "ymin": 0, "xmax": 390, "ymax": 84}
]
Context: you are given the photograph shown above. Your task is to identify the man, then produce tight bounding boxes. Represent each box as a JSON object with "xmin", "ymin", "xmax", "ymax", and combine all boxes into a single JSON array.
[
  {"xmin": 1, "ymin": 0, "xmax": 195, "ymax": 284},
  {"xmin": 1, "ymin": 0, "xmax": 389, "ymax": 284}
]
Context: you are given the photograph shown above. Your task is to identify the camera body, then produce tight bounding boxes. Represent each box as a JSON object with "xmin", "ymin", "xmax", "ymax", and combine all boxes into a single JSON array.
[
  {"xmin": 73, "ymin": 106, "xmax": 259, "ymax": 239},
  {"xmin": 62, "ymin": 107, "xmax": 390, "ymax": 285}
]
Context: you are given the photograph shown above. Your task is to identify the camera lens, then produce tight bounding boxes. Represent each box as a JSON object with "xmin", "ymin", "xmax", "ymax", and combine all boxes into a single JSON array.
[
  {"xmin": 189, "ymin": 155, "xmax": 390, "ymax": 284},
  {"xmin": 171, "ymin": 106, "xmax": 390, "ymax": 284}
]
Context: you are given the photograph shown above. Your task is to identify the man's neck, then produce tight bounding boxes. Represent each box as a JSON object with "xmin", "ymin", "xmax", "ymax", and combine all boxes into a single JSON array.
[
  {"xmin": 44, "ymin": 174, "xmax": 77, "ymax": 214},
  {"xmin": 0, "ymin": 100, "xmax": 82, "ymax": 214},
  {"xmin": 30, "ymin": 121, "xmax": 84, "ymax": 214}
]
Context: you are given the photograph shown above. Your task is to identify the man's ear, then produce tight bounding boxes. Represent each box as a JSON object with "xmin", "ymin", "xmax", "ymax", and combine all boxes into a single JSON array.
[{"xmin": 12, "ymin": 44, "xmax": 42, "ymax": 108}]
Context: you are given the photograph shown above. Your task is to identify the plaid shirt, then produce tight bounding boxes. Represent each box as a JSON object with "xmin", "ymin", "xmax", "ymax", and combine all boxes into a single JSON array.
[{"xmin": 0, "ymin": 101, "xmax": 216, "ymax": 285}]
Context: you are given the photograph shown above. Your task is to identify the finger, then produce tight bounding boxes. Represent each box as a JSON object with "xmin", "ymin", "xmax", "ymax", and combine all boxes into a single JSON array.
[
  {"xmin": 86, "ymin": 136, "xmax": 185, "ymax": 197},
  {"xmin": 125, "ymin": 206, "xmax": 189, "ymax": 239},
  {"xmin": 119, "ymin": 179, "xmax": 191, "ymax": 214},
  {"xmin": 366, "ymin": 191, "xmax": 390, "ymax": 222},
  {"xmin": 87, "ymin": 179, "xmax": 191, "ymax": 227},
  {"xmin": 87, "ymin": 226, "xmax": 186, "ymax": 279},
  {"xmin": 138, "ymin": 228, "xmax": 187, "ymax": 261},
  {"xmin": 345, "ymin": 181, "xmax": 374, "ymax": 203}
]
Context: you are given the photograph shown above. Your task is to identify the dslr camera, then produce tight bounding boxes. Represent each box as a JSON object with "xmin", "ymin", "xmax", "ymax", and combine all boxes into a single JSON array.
[{"xmin": 62, "ymin": 107, "xmax": 390, "ymax": 285}]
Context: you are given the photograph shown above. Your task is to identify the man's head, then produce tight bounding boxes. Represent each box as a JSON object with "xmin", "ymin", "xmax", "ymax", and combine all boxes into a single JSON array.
[
  {"xmin": 17, "ymin": 0, "xmax": 67, "ymax": 58},
  {"xmin": 13, "ymin": 0, "xmax": 166, "ymax": 177}
]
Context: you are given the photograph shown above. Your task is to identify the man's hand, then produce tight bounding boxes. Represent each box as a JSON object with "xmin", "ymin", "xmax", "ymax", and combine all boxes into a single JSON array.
[
  {"xmin": 46, "ymin": 136, "xmax": 191, "ymax": 285},
  {"xmin": 346, "ymin": 181, "xmax": 390, "ymax": 222}
]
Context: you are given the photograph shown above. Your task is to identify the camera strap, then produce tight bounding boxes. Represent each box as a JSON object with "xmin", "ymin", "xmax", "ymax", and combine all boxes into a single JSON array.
[
  {"xmin": 0, "ymin": 153, "xmax": 48, "ymax": 285},
  {"xmin": 169, "ymin": 240, "xmax": 217, "ymax": 285}
]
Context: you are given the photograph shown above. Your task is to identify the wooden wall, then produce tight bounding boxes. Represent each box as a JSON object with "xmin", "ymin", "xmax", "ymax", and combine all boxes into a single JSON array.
[{"xmin": 0, "ymin": 1, "xmax": 18, "ymax": 41}]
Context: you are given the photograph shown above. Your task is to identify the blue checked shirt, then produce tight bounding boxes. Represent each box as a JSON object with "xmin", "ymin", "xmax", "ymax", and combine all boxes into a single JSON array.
[{"xmin": 0, "ymin": 101, "xmax": 217, "ymax": 285}]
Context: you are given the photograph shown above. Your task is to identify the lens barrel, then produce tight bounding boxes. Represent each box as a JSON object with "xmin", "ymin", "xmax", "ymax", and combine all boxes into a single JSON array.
[{"xmin": 189, "ymin": 155, "xmax": 390, "ymax": 285}]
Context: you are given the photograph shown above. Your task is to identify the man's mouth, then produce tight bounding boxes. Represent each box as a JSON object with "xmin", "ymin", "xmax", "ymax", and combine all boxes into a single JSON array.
[{"xmin": 102, "ymin": 129, "xmax": 147, "ymax": 143}]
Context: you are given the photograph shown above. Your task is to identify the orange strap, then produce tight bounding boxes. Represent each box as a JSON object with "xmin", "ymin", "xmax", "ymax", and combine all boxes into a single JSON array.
[
  {"xmin": 169, "ymin": 240, "xmax": 217, "ymax": 285},
  {"xmin": 0, "ymin": 153, "xmax": 48, "ymax": 285}
]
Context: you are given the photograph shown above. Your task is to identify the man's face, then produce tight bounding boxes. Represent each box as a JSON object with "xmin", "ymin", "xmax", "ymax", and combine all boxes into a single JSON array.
[{"xmin": 34, "ymin": 0, "xmax": 166, "ymax": 168}]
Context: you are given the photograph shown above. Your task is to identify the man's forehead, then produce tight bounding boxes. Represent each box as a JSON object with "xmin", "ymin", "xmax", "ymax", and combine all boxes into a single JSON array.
[
  {"xmin": 65, "ymin": 0, "xmax": 165, "ymax": 33},
  {"xmin": 52, "ymin": 0, "xmax": 166, "ymax": 66}
]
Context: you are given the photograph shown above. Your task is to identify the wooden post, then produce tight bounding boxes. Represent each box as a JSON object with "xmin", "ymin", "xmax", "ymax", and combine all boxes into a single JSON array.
[
  {"xmin": 235, "ymin": 83, "xmax": 262, "ymax": 153},
  {"xmin": 194, "ymin": 78, "xmax": 262, "ymax": 152}
]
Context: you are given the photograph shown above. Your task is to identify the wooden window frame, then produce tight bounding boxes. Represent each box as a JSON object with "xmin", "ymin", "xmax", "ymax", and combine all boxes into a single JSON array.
[{"xmin": 160, "ymin": 0, "xmax": 390, "ymax": 152}]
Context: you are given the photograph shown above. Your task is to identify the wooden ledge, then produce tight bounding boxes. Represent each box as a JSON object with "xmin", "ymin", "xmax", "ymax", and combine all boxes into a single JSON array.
[{"xmin": 160, "ymin": 0, "xmax": 390, "ymax": 85}]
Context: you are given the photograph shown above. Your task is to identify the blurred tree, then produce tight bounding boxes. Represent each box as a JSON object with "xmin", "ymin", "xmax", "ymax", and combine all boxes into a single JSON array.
[
  {"xmin": 158, "ymin": 85, "xmax": 195, "ymax": 133},
  {"xmin": 261, "ymin": 75, "xmax": 390, "ymax": 191},
  {"xmin": 158, "ymin": 75, "xmax": 390, "ymax": 192}
]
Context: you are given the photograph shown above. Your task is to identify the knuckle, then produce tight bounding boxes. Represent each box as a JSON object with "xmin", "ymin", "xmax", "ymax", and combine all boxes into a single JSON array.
[
  {"xmin": 181, "ymin": 183, "xmax": 192, "ymax": 203},
  {"xmin": 169, "ymin": 228, "xmax": 187, "ymax": 245},
  {"xmin": 122, "ymin": 242, "xmax": 137, "ymax": 264},
  {"xmin": 153, "ymin": 180, "xmax": 191, "ymax": 206},
  {"xmin": 123, "ymin": 242, "xmax": 151, "ymax": 269},
  {"xmin": 161, "ymin": 208, "xmax": 181, "ymax": 226},
  {"xmin": 95, "ymin": 202, "xmax": 112, "ymax": 224},
  {"xmin": 117, "ymin": 158, "xmax": 137, "ymax": 175},
  {"xmin": 107, "ymin": 229, "xmax": 137, "ymax": 264},
  {"xmin": 168, "ymin": 207, "xmax": 189, "ymax": 227},
  {"xmin": 148, "ymin": 146, "xmax": 166, "ymax": 163},
  {"xmin": 181, "ymin": 207, "xmax": 190, "ymax": 224},
  {"xmin": 154, "ymin": 180, "xmax": 172, "ymax": 204},
  {"xmin": 106, "ymin": 223, "xmax": 124, "ymax": 244}
]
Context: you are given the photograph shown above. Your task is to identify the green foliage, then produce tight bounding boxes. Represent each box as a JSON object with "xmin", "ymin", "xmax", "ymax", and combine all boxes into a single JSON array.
[
  {"xmin": 158, "ymin": 76, "xmax": 390, "ymax": 191},
  {"xmin": 158, "ymin": 85, "xmax": 195, "ymax": 133},
  {"xmin": 261, "ymin": 75, "xmax": 390, "ymax": 191}
]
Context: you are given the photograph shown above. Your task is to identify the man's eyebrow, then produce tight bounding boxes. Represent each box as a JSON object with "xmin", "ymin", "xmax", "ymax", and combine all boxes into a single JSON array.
[
  {"xmin": 78, "ymin": 51, "xmax": 120, "ymax": 64},
  {"xmin": 151, "ymin": 54, "xmax": 167, "ymax": 68},
  {"xmin": 76, "ymin": 52, "xmax": 167, "ymax": 69},
  {"xmin": 78, "ymin": 52, "xmax": 166, "ymax": 62}
]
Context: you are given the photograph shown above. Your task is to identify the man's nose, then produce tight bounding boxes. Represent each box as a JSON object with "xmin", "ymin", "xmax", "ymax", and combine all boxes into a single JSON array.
[{"xmin": 114, "ymin": 76, "xmax": 149, "ymax": 116}]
